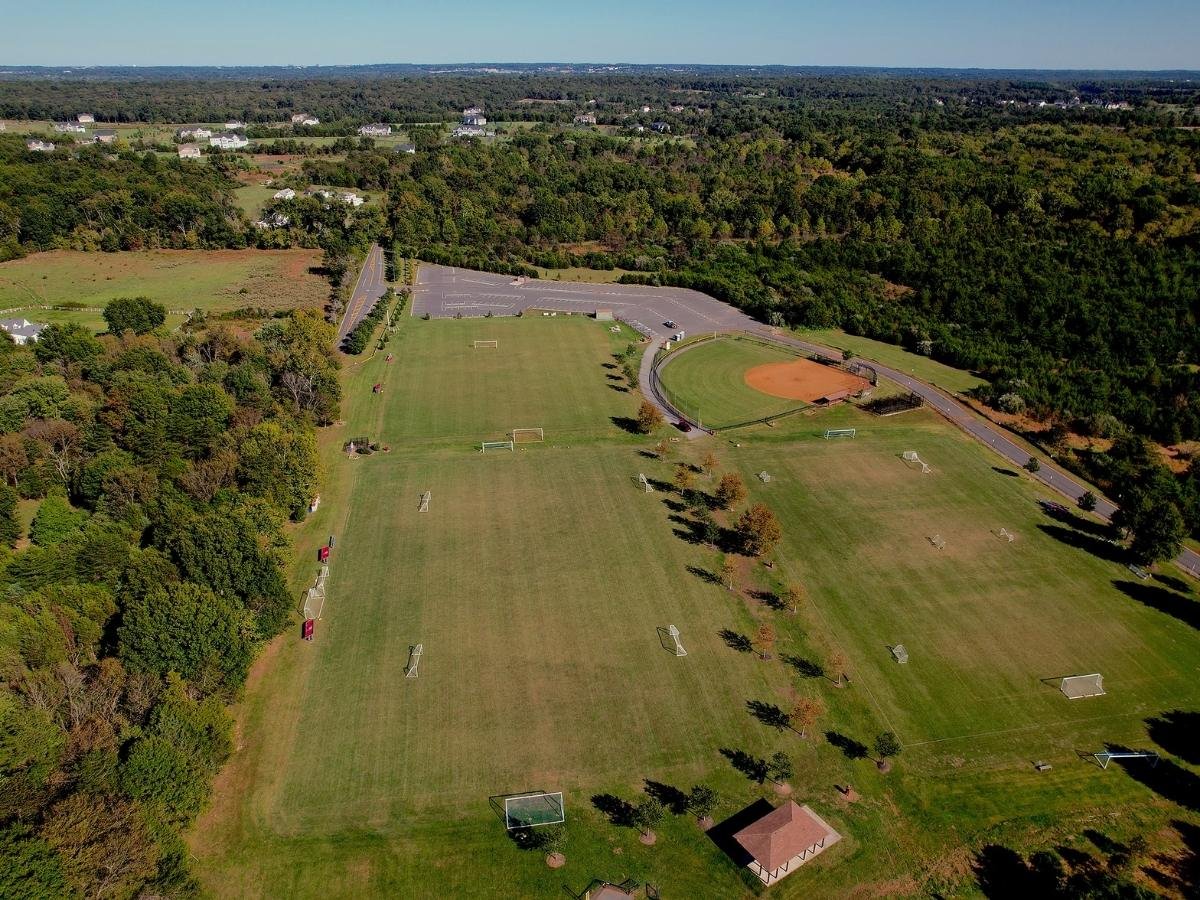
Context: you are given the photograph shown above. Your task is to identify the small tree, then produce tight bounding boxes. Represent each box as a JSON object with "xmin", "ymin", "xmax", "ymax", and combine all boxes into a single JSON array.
[
  {"xmin": 673, "ymin": 463, "xmax": 695, "ymax": 493},
  {"xmin": 874, "ymin": 732, "xmax": 901, "ymax": 771},
  {"xmin": 1079, "ymin": 490, "xmax": 1098, "ymax": 512},
  {"xmin": 754, "ymin": 622, "xmax": 776, "ymax": 660},
  {"xmin": 539, "ymin": 824, "xmax": 567, "ymax": 864},
  {"xmin": 701, "ymin": 451, "xmax": 719, "ymax": 476},
  {"xmin": 736, "ymin": 503, "xmax": 782, "ymax": 558},
  {"xmin": 1024, "ymin": 456, "xmax": 1041, "ymax": 474},
  {"xmin": 653, "ymin": 439, "xmax": 671, "ymax": 459},
  {"xmin": 636, "ymin": 400, "xmax": 664, "ymax": 434},
  {"xmin": 686, "ymin": 785, "xmax": 720, "ymax": 824},
  {"xmin": 767, "ymin": 751, "xmax": 793, "ymax": 785},
  {"xmin": 790, "ymin": 696, "xmax": 824, "ymax": 738},
  {"xmin": 632, "ymin": 797, "xmax": 665, "ymax": 841},
  {"xmin": 828, "ymin": 650, "xmax": 848, "ymax": 687},
  {"xmin": 714, "ymin": 472, "xmax": 746, "ymax": 510},
  {"xmin": 699, "ymin": 513, "xmax": 720, "ymax": 548},
  {"xmin": 780, "ymin": 583, "xmax": 804, "ymax": 615},
  {"xmin": 720, "ymin": 557, "xmax": 736, "ymax": 591}
]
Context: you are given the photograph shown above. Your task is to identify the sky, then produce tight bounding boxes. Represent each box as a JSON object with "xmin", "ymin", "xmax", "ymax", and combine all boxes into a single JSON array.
[{"xmin": 2, "ymin": 0, "xmax": 1198, "ymax": 70}]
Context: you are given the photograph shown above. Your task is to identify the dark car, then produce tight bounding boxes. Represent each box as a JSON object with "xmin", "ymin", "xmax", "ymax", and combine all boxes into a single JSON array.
[{"xmin": 664, "ymin": 320, "xmax": 677, "ymax": 329}]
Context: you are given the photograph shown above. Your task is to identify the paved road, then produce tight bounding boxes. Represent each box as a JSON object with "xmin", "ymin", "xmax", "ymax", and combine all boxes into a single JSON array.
[
  {"xmin": 337, "ymin": 243, "xmax": 388, "ymax": 345},
  {"xmin": 412, "ymin": 263, "xmax": 1200, "ymax": 580}
]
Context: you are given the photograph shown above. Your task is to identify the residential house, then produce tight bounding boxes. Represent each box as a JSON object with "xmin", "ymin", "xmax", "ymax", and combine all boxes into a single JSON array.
[
  {"xmin": 395, "ymin": 143, "xmax": 416, "ymax": 154},
  {"xmin": 339, "ymin": 192, "xmax": 365, "ymax": 207},
  {"xmin": 358, "ymin": 123, "xmax": 392, "ymax": 136},
  {"xmin": 53, "ymin": 122, "xmax": 87, "ymax": 133},
  {"xmin": 273, "ymin": 188, "xmax": 297, "ymax": 200},
  {"xmin": 0, "ymin": 318, "xmax": 48, "ymax": 345},
  {"xmin": 573, "ymin": 113, "xmax": 597, "ymax": 126},
  {"xmin": 640, "ymin": 105, "xmax": 651, "ymax": 113},
  {"xmin": 225, "ymin": 121, "xmax": 245, "ymax": 130},
  {"xmin": 461, "ymin": 113, "xmax": 487, "ymax": 126},
  {"xmin": 462, "ymin": 106, "xmax": 483, "ymax": 117},
  {"xmin": 209, "ymin": 133, "xmax": 249, "ymax": 150},
  {"xmin": 452, "ymin": 125, "xmax": 487, "ymax": 138},
  {"xmin": 26, "ymin": 139, "xmax": 55, "ymax": 152},
  {"xmin": 77, "ymin": 113, "xmax": 95, "ymax": 123},
  {"xmin": 253, "ymin": 212, "xmax": 291, "ymax": 229},
  {"xmin": 179, "ymin": 128, "xmax": 213, "ymax": 140},
  {"xmin": 94, "ymin": 130, "xmax": 118, "ymax": 144},
  {"xmin": 650, "ymin": 121, "xmax": 671, "ymax": 133},
  {"xmin": 291, "ymin": 113, "xmax": 320, "ymax": 125},
  {"xmin": 177, "ymin": 144, "xmax": 202, "ymax": 159}
]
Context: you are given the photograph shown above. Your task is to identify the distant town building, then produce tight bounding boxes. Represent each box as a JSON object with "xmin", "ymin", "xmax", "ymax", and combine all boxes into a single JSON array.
[
  {"xmin": 179, "ymin": 128, "xmax": 213, "ymax": 140},
  {"xmin": 358, "ymin": 123, "xmax": 392, "ymax": 136},
  {"xmin": 650, "ymin": 121, "xmax": 671, "ymax": 133},
  {"xmin": 273, "ymin": 188, "xmax": 297, "ymax": 200},
  {"xmin": 177, "ymin": 144, "xmax": 202, "ymax": 159},
  {"xmin": 290, "ymin": 113, "xmax": 319, "ymax": 125},
  {"xmin": 53, "ymin": 122, "xmax": 87, "ymax": 133},
  {"xmin": 339, "ymin": 192, "xmax": 365, "ymax": 207},
  {"xmin": 573, "ymin": 113, "xmax": 598, "ymax": 126},
  {"xmin": 93, "ymin": 130, "xmax": 118, "ymax": 144},
  {"xmin": 0, "ymin": 318, "xmax": 48, "ymax": 345},
  {"xmin": 26, "ymin": 139, "xmax": 55, "ymax": 152},
  {"xmin": 209, "ymin": 134, "xmax": 249, "ymax": 150},
  {"xmin": 77, "ymin": 113, "xmax": 95, "ymax": 124}
]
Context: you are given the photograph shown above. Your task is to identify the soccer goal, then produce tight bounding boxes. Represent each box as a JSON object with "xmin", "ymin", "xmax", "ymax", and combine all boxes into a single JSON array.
[
  {"xmin": 1060, "ymin": 673, "xmax": 1105, "ymax": 699},
  {"xmin": 824, "ymin": 428, "xmax": 857, "ymax": 439},
  {"xmin": 511, "ymin": 427, "xmax": 544, "ymax": 444},
  {"xmin": 481, "ymin": 440, "xmax": 514, "ymax": 453},
  {"xmin": 1094, "ymin": 749, "xmax": 1159, "ymax": 770},
  {"xmin": 419, "ymin": 491, "xmax": 431, "ymax": 513},
  {"xmin": 757, "ymin": 471, "xmax": 771, "ymax": 483},
  {"xmin": 504, "ymin": 792, "xmax": 565, "ymax": 829},
  {"xmin": 405, "ymin": 644, "xmax": 424, "ymax": 678},
  {"xmin": 667, "ymin": 625, "xmax": 687, "ymax": 657},
  {"xmin": 473, "ymin": 340, "xmax": 499, "ymax": 349},
  {"xmin": 903, "ymin": 450, "xmax": 931, "ymax": 473},
  {"xmin": 638, "ymin": 473, "xmax": 653, "ymax": 493},
  {"xmin": 928, "ymin": 534, "xmax": 946, "ymax": 550},
  {"xmin": 891, "ymin": 644, "xmax": 909, "ymax": 664},
  {"xmin": 303, "ymin": 565, "xmax": 329, "ymax": 620},
  {"xmin": 996, "ymin": 527, "xmax": 1015, "ymax": 542}
]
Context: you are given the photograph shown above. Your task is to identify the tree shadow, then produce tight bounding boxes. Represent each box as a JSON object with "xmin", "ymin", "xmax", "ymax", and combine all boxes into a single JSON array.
[
  {"xmin": 825, "ymin": 730, "xmax": 868, "ymax": 760},
  {"xmin": 643, "ymin": 779, "xmax": 689, "ymax": 815},
  {"xmin": 747, "ymin": 589, "xmax": 784, "ymax": 610},
  {"xmin": 610, "ymin": 416, "xmax": 641, "ymax": 434},
  {"xmin": 1145, "ymin": 819, "xmax": 1199, "ymax": 896},
  {"xmin": 636, "ymin": 449, "xmax": 659, "ymax": 460},
  {"xmin": 1039, "ymin": 504, "xmax": 1114, "ymax": 539},
  {"xmin": 591, "ymin": 793, "xmax": 635, "ymax": 827},
  {"xmin": 1038, "ymin": 524, "xmax": 1127, "ymax": 564},
  {"xmin": 746, "ymin": 699, "xmax": 790, "ymax": 731},
  {"xmin": 1105, "ymin": 743, "xmax": 1200, "ymax": 812},
  {"xmin": 1153, "ymin": 572, "xmax": 1194, "ymax": 595},
  {"xmin": 602, "ymin": 362, "xmax": 618, "ymax": 370},
  {"xmin": 718, "ymin": 629, "xmax": 753, "ymax": 653},
  {"xmin": 719, "ymin": 747, "xmax": 768, "ymax": 784},
  {"xmin": 608, "ymin": 384, "xmax": 630, "ymax": 393},
  {"xmin": 606, "ymin": 373, "xmax": 623, "ymax": 381},
  {"xmin": 992, "ymin": 466, "xmax": 1020, "ymax": 477},
  {"xmin": 686, "ymin": 565, "xmax": 720, "ymax": 586},
  {"xmin": 780, "ymin": 653, "xmax": 825, "ymax": 679},
  {"xmin": 505, "ymin": 826, "xmax": 541, "ymax": 851},
  {"xmin": 671, "ymin": 517, "xmax": 705, "ymax": 545},
  {"xmin": 1146, "ymin": 711, "xmax": 1200, "ymax": 765},
  {"xmin": 1113, "ymin": 580, "xmax": 1200, "ymax": 630},
  {"xmin": 662, "ymin": 497, "xmax": 685, "ymax": 513},
  {"xmin": 973, "ymin": 844, "xmax": 1038, "ymax": 896}
]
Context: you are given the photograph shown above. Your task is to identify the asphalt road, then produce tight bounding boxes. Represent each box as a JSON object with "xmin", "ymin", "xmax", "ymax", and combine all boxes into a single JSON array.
[
  {"xmin": 412, "ymin": 263, "xmax": 1200, "ymax": 580},
  {"xmin": 337, "ymin": 243, "xmax": 388, "ymax": 345}
]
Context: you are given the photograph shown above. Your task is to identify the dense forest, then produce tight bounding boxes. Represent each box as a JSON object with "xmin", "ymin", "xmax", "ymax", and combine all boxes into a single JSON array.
[{"xmin": 0, "ymin": 300, "xmax": 341, "ymax": 896}]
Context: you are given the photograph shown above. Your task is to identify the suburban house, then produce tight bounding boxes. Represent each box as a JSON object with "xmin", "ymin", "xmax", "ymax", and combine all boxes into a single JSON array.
[
  {"xmin": 26, "ymin": 139, "xmax": 55, "ymax": 152},
  {"xmin": 77, "ymin": 113, "xmax": 95, "ymax": 123},
  {"xmin": 732, "ymin": 801, "xmax": 842, "ymax": 885},
  {"xmin": 358, "ymin": 123, "xmax": 392, "ymax": 136},
  {"xmin": 452, "ymin": 125, "xmax": 488, "ymax": 138},
  {"xmin": 273, "ymin": 188, "xmax": 297, "ymax": 200},
  {"xmin": 651, "ymin": 121, "xmax": 671, "ymax": 133},
  {"xmin": 628, "ymin": 123, "xmax": 645, "ymax": 133},
  {"xmin": 93, "ymin": 130, "xmax": 118, "ymax": 144},
  {"xmin": 179, "ymin": 128, "xmax": 213, "ymax": 140},
  {"xmin": 462, "ymin": 106, "xmax": 483, "ymax": 117},
  {"xmin": 339, "ymin": 192, "xmax": 365, "ymax": 207},
  {"xmin": 291, "ymin": 114, "xmax": 320, "ymax": 125},
  {"xmin": 177, "ymin": 144, "xmax": 202, "ymax": 159},
  {"xmin": 225, "ymin": 121, "xmax": 245, "ymax": 130},
  {"xmin": 395, "ymin": 143, "xmax": 416, "ymax": 154},
  {"xmin": 253, "ymin": 212, "xmax": 290, "ymax": 229},
  {"xmin": 573, "ymin": 113, "xmax": 598, "ymax": 126},
  {"xmin": 209, "ymin": 134, "xmax": 249, "ymax": 150},
  {"xmin": 53, "ymin": 122, "xmax": 87, "ymax": 133},
  {"xmin": 307, "ymin": 188, "xmax": 334, "ymax": 200},
  {"xmin": 461, "ymin": 113, "xmax": 487, "ymax": 126},
  {"xmin": 640, "ymin": 105, "xmax": 651, "ymax": 113},
  {"xmin": 0, "ymin": 318, "xmax": 48, "ymax": 346}
]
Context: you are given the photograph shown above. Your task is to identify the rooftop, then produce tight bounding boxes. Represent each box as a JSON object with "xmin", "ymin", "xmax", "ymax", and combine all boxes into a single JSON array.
[{"xmin": 733, "ymin": 801, "xmax": 839, "ymax": 873}]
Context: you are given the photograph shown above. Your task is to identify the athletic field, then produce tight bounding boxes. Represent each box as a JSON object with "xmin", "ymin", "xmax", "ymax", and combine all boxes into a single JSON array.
[{"xmin": 193, "ymin": 313, "xmax": 1200, "ymax": 898}]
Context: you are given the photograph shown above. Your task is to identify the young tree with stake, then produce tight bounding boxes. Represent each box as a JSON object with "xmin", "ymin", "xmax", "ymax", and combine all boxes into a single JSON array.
[
  {"xmin": 674, "ymin": 463, "xmax": 695, "ymax": 493},
  {"xmin": 720, "ymin": 557, "xmax": 736, "ymax": 592},
  {"xmin": 636, "ymin": 400, "xmax": 664, "ymax": 434},
  {"xmin": 790, "ymin": 695, "xmax": 824, "ymax": 739},
  {"xmin": 701, "ymin": 451, "xmax": 719, "ymax": 476},
  {"xmin": 781, "ymin": 582, "xmax": 804, "ymax": 615},
  {"xmin": 875, "ymin": 731, "xmax": 901, "ymax": 772},
  {"xmin": 754, "ymin": 622, "xmax": 776, "ymax": 660},
  {"xmin": 715, "ymin": 472, "xmax": 746, "ymax": 509},
  {"xmin": 687, "ymin": 785, "xmax": 720, "ymax": 828},
  {"xmin": 633, "ymin": 796, "xmax": 665, "ymax": 844},
  {"xmin": 828, "ymin": 650, "xmax": 848, "ymax": 687},
  {"xmin": 767, "ymin": 751, "xmax": 794, "ymax": 787}
]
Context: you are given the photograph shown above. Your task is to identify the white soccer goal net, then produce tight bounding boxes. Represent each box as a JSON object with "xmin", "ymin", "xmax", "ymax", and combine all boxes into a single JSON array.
[
  {"xmin": 668, "ymin": 624, "xmax": 687, "ymax": 657},
  {"xmin": 891, "ymin": 644, "xmax": 909, "ymax": 664},
  {"xmin": 504, "ymin": 792, "xmax": 565, "ymax": 829},
  {"xmin": 480, "ymin": 440, "xmax": 514, "ymax": 452},
  {"xmin": 511, "ymin": 427, "xmax": 544, "ymax": 443},
  {"xmin": 419, "ymin": 491, "xmax": 431, "ymax": 513},
  {"xmin": 406, "ymin": 644, "xmax": 424, "ymax": 678},
  {"xmin": 996, "ymin": 527, "xmax": 1015, "ymax": 542},
  {"xmin": 1060, "ymin": 673, "xmax": 1105, "ymax": 699},
  {"xmin": 473, "ymin": 340, "xmax": 499, "ymax": 349},
  {"xmin": 757, "ymin": 471, "xmax": 771, "ymax": 483},
  {"xmin": 303, "ymin": 565, "xmax": 329, "ymax": 619},
  {"xmin": 638, "ymin": 473, "xmax": 653, "ymax": 493},
  {"xmin": 903, "ymin": 450, "xmax": 931, "ymax": 473},
  {"xmin": 824, "ymin": 428, "xmax": 857, "ymax": 439}
]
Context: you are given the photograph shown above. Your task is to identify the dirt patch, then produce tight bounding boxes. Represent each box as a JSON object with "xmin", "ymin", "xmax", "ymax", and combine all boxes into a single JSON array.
[{"xmin": 745, "ymin": 357, "xmax": 870, "ymax": 403}]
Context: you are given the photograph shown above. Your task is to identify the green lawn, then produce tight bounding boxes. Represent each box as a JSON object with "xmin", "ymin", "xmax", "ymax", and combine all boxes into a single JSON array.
[
  {"xmin": 656, "ymin": 337, "xmax": 808, "ymax": 429},
  {"xmin": 192, "ymin": 314, "xmax": 1200, "ymax": 898},
  {"xmin": 799, "ymin": 328, "xmax": 988, "ymax": 394},
  {"xmin": 234, "ymin": 185, "xmax": 281, "ymax": 219}
]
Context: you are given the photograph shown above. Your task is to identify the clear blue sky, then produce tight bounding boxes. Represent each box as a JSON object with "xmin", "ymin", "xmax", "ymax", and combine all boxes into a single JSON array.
[{"xmin": 3, "ymin": 0, "xmax": 1197, "ymax": 69}]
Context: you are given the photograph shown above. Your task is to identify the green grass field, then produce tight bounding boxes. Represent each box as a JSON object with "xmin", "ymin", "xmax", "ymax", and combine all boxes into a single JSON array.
[
  {"xmin": 799, "ymin": 328, "xmax": 988, "ymax": 394},
  {"xmin": 656, "ymin": 337, "xmax": 809, "ymax": 428},
  {"xmin": 0, "ymin": 249, "xmax": 328, "ymax": 331},
  {"xmin": 193, "ymin": 314, "xmax": 1200, "ymax": 898}
]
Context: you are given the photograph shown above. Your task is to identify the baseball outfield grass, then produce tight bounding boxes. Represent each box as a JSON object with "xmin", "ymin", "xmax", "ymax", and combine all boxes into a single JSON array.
[{"xmin": 191, "ymin": 313, "xmax": 1200, "ymax": 898}]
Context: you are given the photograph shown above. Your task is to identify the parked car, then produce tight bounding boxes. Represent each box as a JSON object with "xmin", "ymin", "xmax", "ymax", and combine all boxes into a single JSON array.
[{"xmin": 663, "ymin": 320, "xmax": 677, "ymax": 329}]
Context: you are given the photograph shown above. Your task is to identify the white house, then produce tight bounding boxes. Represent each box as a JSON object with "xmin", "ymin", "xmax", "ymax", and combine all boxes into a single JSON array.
[
  {"xmin": 461, "ymin": 113, "xmax": 487, "ymax": 126},
  {"xmin": 452, "ymin": 125, "xmax": 488, "ymax": 138},
  {"xmin": 463, "ymin": 106, "xmax": 483, "ymax": 117},
  {"xmin": 573, "ymin": 113, "xmax": 597, "ymax": 126},
  {"xmin": 179, "ymin": 128, "xmax": 213, "ymax": 140},
  {"xmin": 651, "ymin": 121, "xmax": 671, "ymax": 133},
  {"xmin": 339, "ymin": 192, "xmax": 365, "ymax": 207},
  {"xmin": 209, "ymin": 134, "xmax": 249, "ymax": 150},
  {"xmin": 177, "ymin": 144, "xmax": 202, "ymax": 159},
  {"xmin": 640, "ymin": 105, "xmax": 651, "ymax": 113},
  {"xmin": 225, "ymin": 121, "xmax": 245, "ymax": 130},
  {"xmin": 358, "ymin": 123, "xmax": 392, "ymax": 136},
  {"xmin": 291, "ymin": 114, "xmax": 319, "ymax": 125},
  {"xmin": 307, "ymin": 188, "xmax": 334, "ymax": 200},
  {"xmin": 0, "ymin": 318, "xmax": 48, "ymax": 345},
  {"xmin": 93, "ymin": 130, "xmax": 118, "ymax": 144},
  {"xmin": 53, "ymin": 122, "xmax": 87, "ymax": 133},
  {"xmin": 273, "ymin": 188, "xmax": 297, "ymax": 200},
  {"xmin": 253, "ymin": 212, "xmax": 291, "ymax": 229},
  {"xmin": 77, "ymin": 113, "xmax": 95, "ymax": 124},
  {"xmin": 26, "ymin": 139, "xmax": 55, "ymax": 152}
]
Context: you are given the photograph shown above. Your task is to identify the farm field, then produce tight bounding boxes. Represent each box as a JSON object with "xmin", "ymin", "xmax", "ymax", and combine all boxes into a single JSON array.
[
  {"xmin": 0, "ymin": 249, "xmax": 328, "ymax": 330},
  {"xmin": 193, "ymin": 314, "xmax": 1200, "ymax": 898}
]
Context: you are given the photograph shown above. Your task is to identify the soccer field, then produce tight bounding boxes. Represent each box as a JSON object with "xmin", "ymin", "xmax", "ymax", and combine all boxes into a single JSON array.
[{"xmin": 193, "ymin": 313, "xmax": 1200, "ymax": 898}]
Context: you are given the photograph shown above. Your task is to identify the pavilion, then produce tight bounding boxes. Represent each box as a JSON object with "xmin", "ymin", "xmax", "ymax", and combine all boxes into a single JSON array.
[{"xmin": 733, "ymin": 800, "xmax": 842, "ymax": 885}]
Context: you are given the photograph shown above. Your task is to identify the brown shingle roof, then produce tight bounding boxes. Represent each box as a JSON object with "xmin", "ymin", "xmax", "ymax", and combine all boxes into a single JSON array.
[{"xmin": 733, "ymin": 801, "xmax": 834, "ymax": 872}]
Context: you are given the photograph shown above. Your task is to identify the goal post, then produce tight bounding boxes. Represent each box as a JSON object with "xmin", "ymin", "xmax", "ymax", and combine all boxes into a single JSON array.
[
  {"xmin": 667, "ymin": 624, "xmax": 687, "ymax": 657},
  {"xmin": 480, "ymin": 440, "xmax": 514, "ymax": 453},
  {"xmin": 405, "ymin": 644, "xmax": 423, "ymax": 678},
  {"xmin": 1060, "ymin": 673, "xmax": 1105, "ymax": 699},
  {"xmin": 419, "ymin": 491, "xmax": 431, "ymax": 513},
  {"xmin": 504, "ymin": 792, "xmax": 565, "ymax": 829},
  {"xmin": 824, "ymin": 428, "xmax": 856, "ymax": 439},
  {"xmin": 903, "ymin": 450, "xmax": 932, "ymax": 473},
  {"xmin": 473, "ymin": 340, "xmax": 499, "ymax": 349},
  {"xmin": 303, "ymin": 565, "xmax": 329, "ymax": 619},
  {"xmin": 510, "ymin": 427, "xmax": 544, "ymax": 443}
]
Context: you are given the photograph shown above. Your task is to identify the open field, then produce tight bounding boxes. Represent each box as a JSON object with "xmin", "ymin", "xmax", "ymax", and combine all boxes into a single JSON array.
[
  {"xmin": 194, "ymin": 314, "xmax": 1200, "ymax": 898},
  {"xmin": 799, "ymin": 328, "xmax": 988, "ymax": 394},
  {"xmin": 0, "ymin": 249, "xmax": 327, "ymax": 330}
]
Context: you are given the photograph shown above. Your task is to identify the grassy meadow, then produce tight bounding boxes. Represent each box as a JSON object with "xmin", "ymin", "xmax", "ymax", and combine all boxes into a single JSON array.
[
  {"xmin": 799, "ymin": 328, "xmax": 988, "ymax": 394},
  {"xmin": 191, "ymin": 313, "xmax": 1200, "ymax": 898}
]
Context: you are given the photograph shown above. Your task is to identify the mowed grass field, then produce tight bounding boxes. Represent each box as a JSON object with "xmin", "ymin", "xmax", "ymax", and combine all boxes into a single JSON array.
[
  {"xmin": 656, "ymin": 337, "xmax": 807, "ymax": 428},
  {"xmin": 193, "ymin": 313, "xmax": 1200, "ymax": 898},
  {"xmin": 0, "ymin": 249, "xmax": 327, "ymax": 330}
]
